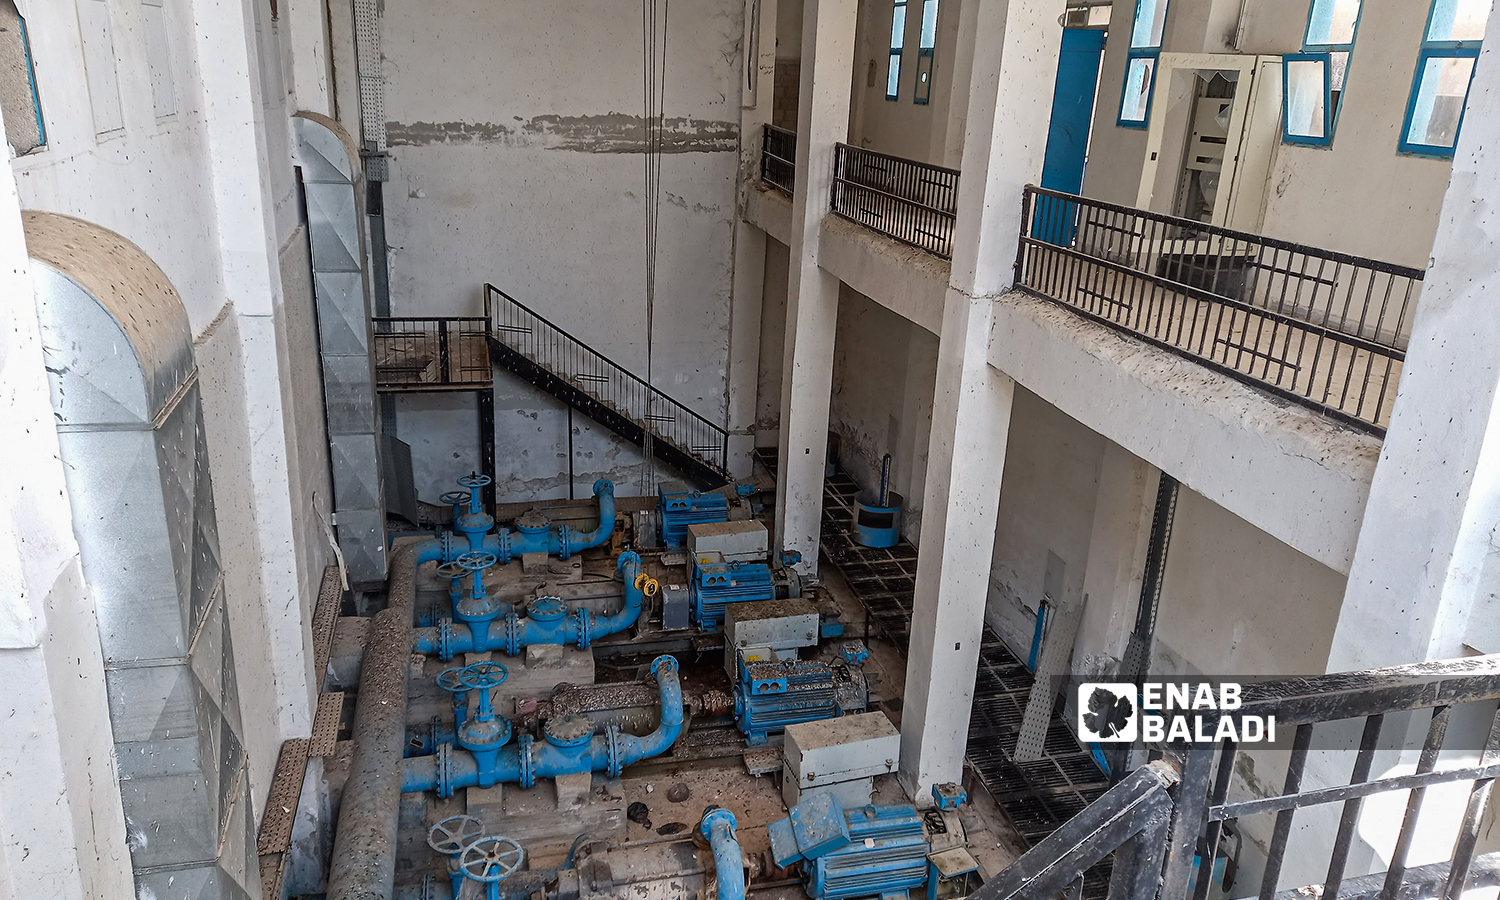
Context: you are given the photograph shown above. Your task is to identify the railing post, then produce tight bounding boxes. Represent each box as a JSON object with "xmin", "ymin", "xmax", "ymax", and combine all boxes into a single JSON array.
[{"xmin": 1015, "ymin": 185, "xmax": 1032, "ymax": 283}]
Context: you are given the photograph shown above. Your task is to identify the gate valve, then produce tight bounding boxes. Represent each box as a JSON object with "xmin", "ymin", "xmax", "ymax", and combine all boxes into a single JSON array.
[
  {"xmin": 455, "ymin": 473, "xmax": 495, "ymax": 541},
  {"xmin": 454, "ymin": 551, "xmax": 500, "ymax": 620},
  {"xmin": 436, "ymin": 559, "xmax": 467, "ymax": 606},
  {"xmin": 460, "ymin": 835, "xmax": 526, "ymax": 899},
  {"xmin": 514, "ymin": 509, "xmax": 551, "ymax": 536},
  {"xmin": 428, "ymin": 814, "xmax": 485, "ymax": 898},
  {"xmin": 542, "ymin": 712, "xmax": 596, "ymax": 749},
  {"xmin": 456, "ymin": 662, "xmax": 512, "ymax": 750},
  {"xmin": 440, "ymin": 490, "xmax": 470, "ymax": 519},
  {"xmin": 526, "ymin": 596, "xmax": 567, "ymax": 622}
]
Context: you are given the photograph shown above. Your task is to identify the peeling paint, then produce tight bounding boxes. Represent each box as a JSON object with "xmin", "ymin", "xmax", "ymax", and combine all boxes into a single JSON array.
[{"xmin": 387, "ymin": 114, "xmax": 738, "ymax": 153}]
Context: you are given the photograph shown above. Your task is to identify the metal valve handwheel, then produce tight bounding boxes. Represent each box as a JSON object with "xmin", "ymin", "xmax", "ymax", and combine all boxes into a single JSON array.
[
  {"xmin": 436, "ymin": 560, "xmax": 468, "ymax": 580},
  {"xmin": 456, "ymin": 551, "xmax": 498, "ymax": 572},
  {"xmin": 458, "ymin": 661, "xmax": 508, "ymax": 690},
  {"xmin": 457, "ymin": 473, "xmax": 493, "ymax": 489},
  {"xmin": 460, "ymin": 835, "xmax": 525, "ymax": 882},
  {"xmin": 436, "ymin": 667, "xmax": 469, "ymax": 694},
  {"xmin": 427, "ymin": 815, "xmax": 485, "ymax": 856},
  {"xmin": 440, "ymin": 491, "xmax": 470, "ymax": 506}
]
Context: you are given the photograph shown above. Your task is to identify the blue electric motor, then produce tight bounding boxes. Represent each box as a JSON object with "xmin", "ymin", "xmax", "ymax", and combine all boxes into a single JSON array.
[
  {"xmin": 769, "ymin": 797, "xmax": 931, "ymax": 900},
  {"xmin": 658, "ymin": 483, "xmax": 729, "ymax": 549},
  {"xmin": 734, "ymin": 653, "xmax": 868, "ymax": 745},
  {"xmin": 690, "ymin": 556, "xmax": 775, "ymax": 631}
]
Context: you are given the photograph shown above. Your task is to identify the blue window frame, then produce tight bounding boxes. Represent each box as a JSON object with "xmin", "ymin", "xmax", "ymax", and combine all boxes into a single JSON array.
[
  {"xmin": 913, "ymin": 0, "xmax": 938, "ymax": 104},
  {"xmin": 886, "ymin": 0, "xmax": 907, "ymax": 100},
  {"xmin": 1283, "ymin": 0, "xmax": 1363, "ymax": 145},
  {"xmin": 1400, "ymin": 0, "xmax": 1489, "ymax": 156},
  {"xmin": 1117, "ymin": 0, "xmax": 1169, "ymax": 128}
]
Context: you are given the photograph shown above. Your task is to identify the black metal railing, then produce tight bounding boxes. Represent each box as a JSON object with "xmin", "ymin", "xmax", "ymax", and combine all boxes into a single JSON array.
[
  {"xmin": 831, "ymin": 143, "xmax": 959, "ymax": 258},
  {"xmin": 483, "ymin": 284, "xmax": 729, "ymax": 483},
  {"xmin": 974, "ymin": 654, "xmax": 1500, "ymax": 900},
  {"xmin": 1016, "ymin": 186, "xmax": 1425, "ymax": 436},
  {"xmin": 372, "ymin": 316, "xmax": 492, "ymax": 391},
  {"xmin": 762, "ymin": 124, "xmax": 796, "ymax": 195}
]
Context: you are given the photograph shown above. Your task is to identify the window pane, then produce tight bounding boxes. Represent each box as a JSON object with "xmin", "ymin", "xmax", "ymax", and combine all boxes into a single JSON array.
[
  {"xmin": 887, "ymin": 50, "xmax": 902, "ymax": 97},
  {"xmin": 890, "ymin": 0, "xmax": 907, "ymax": 50},
  {"xmin": 1306, "ymin": 0, "xmax": 1361, "ymax": 46},
  {"xmin": 1131, "ymin": 0, "xmax": 1168, "ymax": 48},
  {"xmin": 1120, "ymin": 55, "xmax": 1155, "ymax": 122},
  {"xmin": 1285, "ymin": 58, "xmax": 1328, "ymax": 138},
  {"xmin": 1407, "ymin": 54, "xmax": 1475, "ymax": 147},
  {"xmin": 1427, "ymin": 0, "xmax": 1490, "ymax": 42},
  {"xmin": 919, "ymin": 0, "xmax": 939, "ymax": 49},
  {"xmin": 1329, "ymin": 49, "xmax": 1350, "ymax": 91}
]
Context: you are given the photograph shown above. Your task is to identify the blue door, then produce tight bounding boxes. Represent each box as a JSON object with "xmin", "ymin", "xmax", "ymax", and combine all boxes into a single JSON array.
[{"xmin": 1036, "ymin": 28, "xmax": 1106, "ymax": 245}]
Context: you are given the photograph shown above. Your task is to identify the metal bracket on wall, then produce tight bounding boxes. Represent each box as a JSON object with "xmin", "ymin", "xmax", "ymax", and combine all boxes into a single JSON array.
[{"xmin": 1014, "ymin": 594, "xmax": 1086, "ymax": 763}]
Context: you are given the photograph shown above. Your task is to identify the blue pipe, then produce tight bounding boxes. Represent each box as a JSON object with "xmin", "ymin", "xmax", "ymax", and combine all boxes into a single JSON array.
[
  {"xmin": 702, "ymin": 809, "xmax": 746, "ymax": 900},
  {"xmin": 484, "ymin": 479, "xmax": 615, "ymax": 562},
  {"xmin": 401, "ymin": 655, "xmax": 684, "ymax": 794},
  {"xmin": 414, "ymin": 550, "xmax": 647, "ymax": 657}
]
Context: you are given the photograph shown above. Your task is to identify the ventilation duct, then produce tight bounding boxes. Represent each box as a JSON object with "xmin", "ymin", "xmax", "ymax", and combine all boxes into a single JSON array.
[
  {"xmin": 294, "ymin": 112, "xmax": 388, "ymax": 583},
  {"xmin": 27, "ymin": 211, "xmax": 259, "ymax": 899}
]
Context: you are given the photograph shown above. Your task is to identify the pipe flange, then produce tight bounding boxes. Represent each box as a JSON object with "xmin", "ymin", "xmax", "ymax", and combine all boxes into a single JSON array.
[
  {"xmin": 576, "ymin": 608, "xmax": 592, "ymax": 649},
  {"xmin": 436, "ymin": 743, "xmax": 455, "ymax": 799},
  {"xmin": 527, "ymin": 596, "xmax": 567, "ymax": 622},
  {"xmin": 495, "ymin": 529, "xmax": 511, "ymax": 564},
  {"xmin": 437, "ymin": 618, "xmax": 455, "ymax": 662},
  {"xmin": 504, "ymin": 613, "xmax": 522, "ymax": 656},
  {"xmin": 439, "ymin": 530, "xmax": 456, "ymax": 563},
  {"xmin": 518, "ymin": 735, "xmax": 535, "ymax": 789},
  {"xmin": 557, "ymin": 523, "xmax": 572, "ymax": 560},
  {"xmin": 605, "ymin": 725, "xmax": 625, "ymax": 777},
  {"xmin": 515, "ymin": 509, "xmax": 551, "ymax": 535},
  {"xmin": 649, "ymin": 655, "xmax": 679, "ymax": 681},
  {"xmin": 700, "ymin": 807, "xmax": 737, "ymax": 841},
  {"xmin": 544, "ymin": 713, "xmax": 596, "ymax": 749}
]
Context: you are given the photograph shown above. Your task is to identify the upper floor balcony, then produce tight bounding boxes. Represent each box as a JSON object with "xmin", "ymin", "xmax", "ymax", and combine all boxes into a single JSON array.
[{"xmin": 755, "ymin": 125, "xmax": 1423, "ymax": 438}]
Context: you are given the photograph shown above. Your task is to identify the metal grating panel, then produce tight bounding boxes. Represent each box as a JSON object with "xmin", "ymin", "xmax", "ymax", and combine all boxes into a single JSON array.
[
  {"xmin": 257, "ymin": 739, "xmax": 309, "ymax": 857},
  {"xmin": 1014, "ymin": 599, "xmax": 1083, "ymax": 762},
  {"xmin": 259, "ymin": 851, "xmax": 285, "ymax": 900},
  {"xmin": 352, "ymin": 0, "xmax": 384, "ymax": 146},
  {"xmin": 311, "ymin": 692, "xmax": 344, "ymax": 756},
  {"xmin": 312, "ymin": 565, "xmax": 342, "ymax": 685}
]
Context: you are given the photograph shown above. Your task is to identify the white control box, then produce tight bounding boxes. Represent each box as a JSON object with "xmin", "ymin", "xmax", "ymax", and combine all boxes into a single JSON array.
[
  {"xmin": 687, "ymin": 520, "xmax": 768, "ymax": 563},
  {"xmin": 725, "ymin": 599, "xmax": 819, "ymax": 652},
  {"xmin": 783, "ymin": 712, "xmax": 900, "ymax": 792}
]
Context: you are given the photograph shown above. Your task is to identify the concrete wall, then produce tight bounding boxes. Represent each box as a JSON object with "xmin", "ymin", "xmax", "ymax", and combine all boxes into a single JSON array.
[
  {"xmin": 986, "ymin": 388, "xmax": 1108, "ymax": 657},
  {"xmin": 380, "ymin": 0, "xmax": 744, "ymax": 503},
  {"xmin": 1082, "ymin": 0, "xmax": 1459, "ymax": 267},
  {"xmin": 757, "ymin": 237, "xmax": 791, "ymax": 444},
  {"xmin": 849, "ymin": 0, "xmax": 962, "ymax": 163},
  {"xmin": 9, "ymin": 0, "xmax": 332, "ymax": 821},
  {"xmin": 828, "ymin": 286, "xmax": 938, "ymax": 541}
]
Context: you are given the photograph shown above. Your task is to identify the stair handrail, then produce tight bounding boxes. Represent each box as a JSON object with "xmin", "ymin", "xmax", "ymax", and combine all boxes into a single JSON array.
[{"xmin": 483, "ymin": 283, "xmax": 729, "ymax": 467}]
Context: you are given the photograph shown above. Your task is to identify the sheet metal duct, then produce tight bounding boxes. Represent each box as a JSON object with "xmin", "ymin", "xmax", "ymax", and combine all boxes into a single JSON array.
[
  {"xmin": 27, "ymin": 211, "xmax": 260, "ymax": 899},
  {"xmin": 294, "ymin": 111, "xmax": 388, "ymax": 584}
]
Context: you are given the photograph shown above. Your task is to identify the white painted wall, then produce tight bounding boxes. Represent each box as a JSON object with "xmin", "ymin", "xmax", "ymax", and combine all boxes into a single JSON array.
[
  {"xmin": 849, "ymin": 0, "xmax": 963, "ymax": 163},
  {"xmin": 986, "ymin": 388, "xmax": 1107, "ymax": 657},
  {"xmin": 9, "ymin": 0, "xmax": 333, "ymax": 818},
  {"xmin": 757, "ymin": 236, "xmax": 791, "ymax": 444},
  {"xmin": 1083, "ymin": 0, "xmax": 1462, "ymax": 268},
  {"xmin": 379, "ymin": 0, "xmax": 745, "ymax": 503},
  {"xmin": 828, "ymin": 286, "xmax": 938, "ymax": 541}
]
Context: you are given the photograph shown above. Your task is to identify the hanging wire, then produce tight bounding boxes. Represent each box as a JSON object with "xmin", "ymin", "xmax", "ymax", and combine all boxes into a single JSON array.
[{"xmin": 640, "ymin": 0, "xmax": 670, "ymax": 493}]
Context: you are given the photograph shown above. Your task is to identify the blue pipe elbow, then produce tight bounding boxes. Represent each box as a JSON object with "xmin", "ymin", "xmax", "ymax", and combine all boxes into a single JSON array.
[
  {"xmin": 702, "ymin": 809, "xmax": 746, "ymax": 900},
  {"xmin": 402, "ymin": 655, "xmax": 685, "ymax": 794},
  {"xmin": 413, "ymin": 549, "xmax": 645, "ymax": 657},
  {"xmin": 476, "ymin": 479, "xmax": 616, "ymax": 563}
]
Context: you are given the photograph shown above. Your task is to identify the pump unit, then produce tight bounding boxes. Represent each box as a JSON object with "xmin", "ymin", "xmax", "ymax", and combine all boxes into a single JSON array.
[
  {"xmin": 769, "ymin": 798, "xmax": 932, "ymax": 900},
  {"xmin": 733, "ymin": 652, "xmax": 868, "ymax": 745},
  {"xmin": 659, "ymin": 482, "xmax": 730, "ymax": 548},
  {"xmin": 691, "ymin": 553, "xmax": 775, "ymax": 631}
]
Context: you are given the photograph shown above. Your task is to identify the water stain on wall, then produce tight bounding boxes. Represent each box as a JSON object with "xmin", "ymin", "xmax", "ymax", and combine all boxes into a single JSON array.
[{"xmin": 387, "ymin": 113, "xmax": 738, "ymax": 153}]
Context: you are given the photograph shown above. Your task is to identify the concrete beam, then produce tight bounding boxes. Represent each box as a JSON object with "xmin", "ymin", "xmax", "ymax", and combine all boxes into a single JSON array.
[{"xmin": 773, "ymin": 0, "xmax": 857, "ymax": 576}]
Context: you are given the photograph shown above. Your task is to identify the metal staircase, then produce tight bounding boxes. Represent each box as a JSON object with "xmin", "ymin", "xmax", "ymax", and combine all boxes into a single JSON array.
[{"xmin": 483, "ymin": 283, "xmax": 730, "ymax": 489}]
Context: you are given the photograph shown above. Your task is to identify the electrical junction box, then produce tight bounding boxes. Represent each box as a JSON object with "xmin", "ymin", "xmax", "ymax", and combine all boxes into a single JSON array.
[
  {"xmin": 687, "ymin": 519, "xmax": 769, "ymax": 563},
  {"xmin": 725, "ymin": 599, "xmax": 819, "ymax": 653},
  {"xmin": 660, "ymin": 584, "xmax": 691, "ymax": 631},
  {"xmin": 724, "ymin": 644, "xmax": 777, "ymax": 681},
  {"xmin": 783, "ymin": 711, "xmax": 900, "ymax": 792}
]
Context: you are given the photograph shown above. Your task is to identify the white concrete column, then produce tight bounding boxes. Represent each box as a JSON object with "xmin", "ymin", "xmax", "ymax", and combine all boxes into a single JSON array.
[
  {"xmin": 0, "ymin": 108, "xmax": 133, "ymax": 900},
  {"xmin": 1329, "ymin": 34, "xmax": 1500, "ymax": 673},
  {"xmin": 727, "ymin": 0, "xmax": 780, "ymax": 478},
  {"xmin": 899, "ymin": 0, "xmax": 1064, "ymax": 799},
  {"xmin": 773, "ymin": 0, "xmax": 857, "ymax": 574},
  {"xmin": 1074, "ymin": 445, "xmax": 1159, "ymax": 677},
  {"xmin": 287, "ymin": 0, "xmax": 334, "ymax": 115}
]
